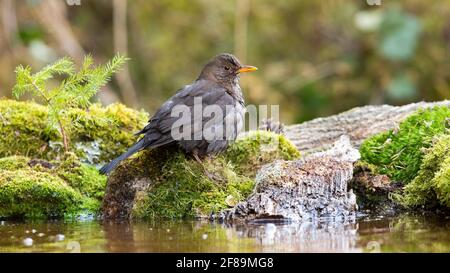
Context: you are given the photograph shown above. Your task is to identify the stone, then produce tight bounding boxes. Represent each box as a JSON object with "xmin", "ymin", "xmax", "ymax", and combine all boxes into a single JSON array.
[{"xmin": 219, "ymin": 136, "xmax": 360, "ymax": 221}]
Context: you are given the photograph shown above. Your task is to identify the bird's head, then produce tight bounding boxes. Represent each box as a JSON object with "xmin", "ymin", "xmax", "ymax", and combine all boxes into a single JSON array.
[{"xmin": 198, "ymin": 53, "xmax": 257, "ymax": 84}]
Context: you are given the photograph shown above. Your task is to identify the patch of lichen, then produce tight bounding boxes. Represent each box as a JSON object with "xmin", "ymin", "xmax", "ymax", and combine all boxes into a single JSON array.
[
  {"xmin": 0, "ymin": 155, "xmax": 106, "ymax": 218},
  {"xmin": 108, "ymin": 131, "xmax": 300, "ymax": 219},
  {"xmin": 0, "ymin": 99, "xmax": 148, "ymax": 164},
  {"xmin": 396, "ymin": 134, "xmax": 450, "ymax": 209},
  {"xmin": 224, "ymin": 130, "xmax": 301, "ymax": 177},
  {"xmin": 360, "ymin": 106, "xmax": 450, "ymax": 183}
]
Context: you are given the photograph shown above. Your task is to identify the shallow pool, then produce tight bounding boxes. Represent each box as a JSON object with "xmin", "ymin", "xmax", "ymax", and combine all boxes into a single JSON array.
[{"xmin": 1, "ymin": 213, "xmax": 450, "ymax": 253}]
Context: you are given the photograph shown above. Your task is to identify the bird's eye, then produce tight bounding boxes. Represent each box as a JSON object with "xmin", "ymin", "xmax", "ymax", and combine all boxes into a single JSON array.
[{"xmin": 224, "ymin": 66, "xmax": 230, "ymax": 71}]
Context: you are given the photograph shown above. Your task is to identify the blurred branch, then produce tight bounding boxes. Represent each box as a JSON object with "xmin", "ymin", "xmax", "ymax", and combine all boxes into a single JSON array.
[
  {"xmin": 113, "ymin": 0, "xmax": 138, "ymax": 107},
  {"xmin": 33, "ymin": 0, "xmax": 85, "ymax": 62},
  {"xmin": 32, "ymin": 0, "xmax": 119, "ymax": 104},
  {"xmin": 234, "ymin": 0, "xmax": 250, "ymax": 63},
  {"xmin": 0, "ymin": 0, "xmax": 18, "ymax": 52}
]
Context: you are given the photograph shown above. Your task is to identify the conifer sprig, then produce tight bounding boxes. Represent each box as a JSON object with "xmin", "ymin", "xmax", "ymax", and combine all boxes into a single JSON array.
[{"xmin": 12, "ymin": 53, "xmax": 128, "ymax": 152}]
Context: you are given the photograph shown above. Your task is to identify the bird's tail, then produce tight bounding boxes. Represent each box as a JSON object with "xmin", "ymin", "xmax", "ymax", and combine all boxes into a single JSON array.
[{"xmin": 99, "ymin": 138, "xmax": 146, "ymax": 175}]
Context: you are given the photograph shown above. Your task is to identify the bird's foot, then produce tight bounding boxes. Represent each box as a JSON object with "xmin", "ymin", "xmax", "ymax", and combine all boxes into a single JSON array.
[
  {"xmin": 192, "ymin": 152, "xmax": 224, "ymax": 182},
  {"xmin": 203, "ymin": 168, "xmax": 224, "ymax": 182}
]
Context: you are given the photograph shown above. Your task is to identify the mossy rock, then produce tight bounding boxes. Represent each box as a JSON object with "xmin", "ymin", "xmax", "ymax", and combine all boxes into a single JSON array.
[
  {"xmin": 360, "ymin": 106, "xmax": 450, "ymax": 183},
  {"xmin": 397, "ymin": 134, "xmax": 450, "ymax": 209},
  {"xmin": 224, "ymin": 131, "xmax": 301, "ymax": 177},
  {"xmin": 103, "ymin": 130, "xmax": 301, "ymax": 219},
  {"xmin": 0, "ymin": 155, "xmax": 106, "ymax": 218},
  {"xmin": 0, "ymin": 99, "xmax": 148, "ymax": 164}
]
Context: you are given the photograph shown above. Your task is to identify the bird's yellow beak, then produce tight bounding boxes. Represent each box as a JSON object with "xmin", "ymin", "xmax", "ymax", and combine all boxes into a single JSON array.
[{"xmin": 238, "ymin": 65, "xmax": 258, "ymax": 73}]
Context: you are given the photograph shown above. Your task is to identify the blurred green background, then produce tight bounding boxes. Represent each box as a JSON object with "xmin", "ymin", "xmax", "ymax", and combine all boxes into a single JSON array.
[{"xmin": 0, "ymin": 0, "xmax": 449, "ymax": 124}]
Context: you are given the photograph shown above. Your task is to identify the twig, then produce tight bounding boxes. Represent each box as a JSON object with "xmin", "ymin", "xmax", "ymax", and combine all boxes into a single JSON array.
[{"xmin": 28, "ymin": 75, "xmax": 70, "ymax": 152}]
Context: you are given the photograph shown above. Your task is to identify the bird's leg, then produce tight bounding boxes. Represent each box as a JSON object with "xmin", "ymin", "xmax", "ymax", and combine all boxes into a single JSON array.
[
  {"xmin": 192, "ymin": 150, "xmax": 203, "ymax": 165},
  {"xmin": 192, "ymin": 150, "xmax": 221, "ymax": 181}
]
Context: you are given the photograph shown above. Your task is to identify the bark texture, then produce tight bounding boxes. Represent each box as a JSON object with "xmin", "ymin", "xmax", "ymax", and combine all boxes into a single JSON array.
[
  {"xmin": 285, "ymin": 101, "xmax": 450, "ymax": 154},
  {"xmin": 219, "ymin": 136, "xmax": 359, "ymax": 221}
]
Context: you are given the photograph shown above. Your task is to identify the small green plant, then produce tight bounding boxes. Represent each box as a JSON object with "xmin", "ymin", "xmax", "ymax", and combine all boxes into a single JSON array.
[{"xmin": 12, "ymin": 54, "xmax": 128, "ymax": 152}]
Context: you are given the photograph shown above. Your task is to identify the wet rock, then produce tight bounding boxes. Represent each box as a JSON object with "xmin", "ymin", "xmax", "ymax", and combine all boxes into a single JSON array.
[{"xmin": 219, "ymin": 136, "xmax": 360, "ymax": 221}]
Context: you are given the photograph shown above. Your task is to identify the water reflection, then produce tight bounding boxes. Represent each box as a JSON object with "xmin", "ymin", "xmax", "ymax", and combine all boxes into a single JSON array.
[
  {"xmin": 231, "ymin": 220, "xmax": 360, "ymax": 252},
  {"xmin": 100, "ymin": 219, "xmax": 359, "ymax": 252},
  {"xmin": 1, "ymin": 214, "xmax": 449, "ymax": 253}
]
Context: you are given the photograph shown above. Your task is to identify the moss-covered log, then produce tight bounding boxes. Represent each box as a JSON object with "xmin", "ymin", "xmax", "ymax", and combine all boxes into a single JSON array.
[
  {"xmin": 285, "ymin": 100, "xmax": 450, "ymax": 154},
  {"xmin": 358, "ymin": 106, "xmax": 450, "ymax": 210},
  {"xmin": 0, "ymin": 155, "xmax": 106, "ymax": 218},
  {"xmin": 0, "ymin": 99, "xmax": 148, "ymax": 164}
]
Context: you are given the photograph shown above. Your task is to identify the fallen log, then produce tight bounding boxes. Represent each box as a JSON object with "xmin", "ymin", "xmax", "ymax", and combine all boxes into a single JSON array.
[{"xmin": 285, "ymin": 101, "xmax": 450, "ymax": 154}]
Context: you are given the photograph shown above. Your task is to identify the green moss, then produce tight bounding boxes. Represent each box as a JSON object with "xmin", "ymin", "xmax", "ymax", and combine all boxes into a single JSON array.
[
  {"xmin": 0, "ymin": 170, "xmax": 86, "ymax": 218},
  {"xmin": 397, "ymin": 134, "xmax": 450, "ymax": 209},
  {"xmin": 56, "ymin": 153, "xmax": 106, "ymax": 200},
  {"xmin": 0, "ymin": 100, "xmax": 55, "ymax": 160},
  {"xmin": 360, "ymin": 106, "xmax": 450, "ymax": 183},
  {"xmin": 132, "ymin": 151, "xmax": 255, "ymax": 219},
  {"xmin": 224, "ymin": 131, "xmax": 301, "ymax": 177},
  {"xmin": 109, "ymin": 131, "xmax": 300, "ymax": 219},
  {"xmin": 0, "ymin": 99, "xmax": 148, "ymax": 164},
  {"xmin": 0, "ymin": 156, "xmax": 29, "ymax": 170},
  {"xmin": 0, "ymin": 155, "xmax": 106, "ymax": 218},
  {"xmin": 68, "ymin": 103, "xmax": 148, "ymax": 163},
  {"xmin": 433, "ymin": 157, "xmax": 450, "ymax": 208}
]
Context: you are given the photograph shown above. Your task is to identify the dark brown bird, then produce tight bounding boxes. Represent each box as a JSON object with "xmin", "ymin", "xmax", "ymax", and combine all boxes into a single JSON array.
[{"xmin": 99, "ymin": 53, "xmax": 257, "ymax": 174}]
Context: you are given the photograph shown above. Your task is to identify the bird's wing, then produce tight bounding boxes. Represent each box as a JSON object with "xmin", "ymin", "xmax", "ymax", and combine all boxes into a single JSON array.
[{"xmin": 138, "ymin": 80, "xmax": 240, "ymax": 146}]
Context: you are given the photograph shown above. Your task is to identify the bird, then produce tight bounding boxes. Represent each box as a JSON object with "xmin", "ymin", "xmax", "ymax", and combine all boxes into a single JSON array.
[{"xmin": 99, "ymin": 53, "xmax": 257, "ymax": 174}]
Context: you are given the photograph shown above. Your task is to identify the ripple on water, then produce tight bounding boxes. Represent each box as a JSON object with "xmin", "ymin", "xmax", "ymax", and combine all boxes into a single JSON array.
[
  {"xmin": 55, "ymin": 234, "xmax": 65, "ymax": 241},
  {"xmin": 22, "ymin": 238, "xmax": 33, "ymax": 247}
]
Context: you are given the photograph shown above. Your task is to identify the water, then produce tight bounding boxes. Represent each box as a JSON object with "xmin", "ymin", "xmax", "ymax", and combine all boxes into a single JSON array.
[{"xmin": 1, "ymin": 213, "xmax": 450, "ymax": 253}]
